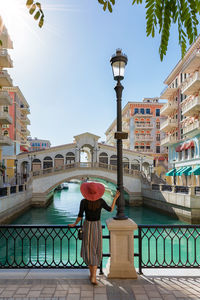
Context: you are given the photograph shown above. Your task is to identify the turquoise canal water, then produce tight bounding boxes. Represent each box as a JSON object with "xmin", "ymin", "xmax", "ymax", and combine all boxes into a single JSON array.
[
  {"xmin": 1, "ymin": 182, "xmax": 198, "ymax": 269},
  {"xmin": 0, "ymin": 183, "xmax": 200, "ymax": 268}
]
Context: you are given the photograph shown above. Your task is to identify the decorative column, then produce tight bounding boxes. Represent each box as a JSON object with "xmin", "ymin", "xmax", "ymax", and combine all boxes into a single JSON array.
[{"xmin": 106, "ymin": 218, "xmax": 138, "ymax": 278}]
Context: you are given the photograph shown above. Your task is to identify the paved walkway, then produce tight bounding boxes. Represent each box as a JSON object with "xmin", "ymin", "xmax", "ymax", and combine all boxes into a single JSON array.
[{"xmin": 0, "ymin": 269, "xmax": 199, "ymax": 300}]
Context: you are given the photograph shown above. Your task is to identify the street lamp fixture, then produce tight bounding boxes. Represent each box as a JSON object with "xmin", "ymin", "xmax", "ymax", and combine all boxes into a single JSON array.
[
  {"xmin": 110, "ymin": 49, "xmax": 128, "ymax": 220},
  {"xmin": 173, "ymin": 159, "xmax": 176, "ymax": 185}
]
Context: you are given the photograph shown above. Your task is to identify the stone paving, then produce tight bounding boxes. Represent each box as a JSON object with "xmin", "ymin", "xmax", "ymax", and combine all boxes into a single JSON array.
[{"xmin": 0, "ymin": 270, "xmax": 199, "ymax": 300}]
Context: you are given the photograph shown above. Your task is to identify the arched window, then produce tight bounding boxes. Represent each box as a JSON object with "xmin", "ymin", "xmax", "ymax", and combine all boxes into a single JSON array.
[
  {"xmin": 123, "ymin": 157, "xmax": 129, "ymax": 169},
  {"xmin": 99, "ymin": 152, "xmax": 108, "ymax": 166},
  {"xmin": 66, "ymin": 152, "xmax": 75, "ymax": 164},
  {"xmin": 32, "ymin": 158, "xmax": 41, "ymax": 172},
  {"xmin": 110, "ymin": 155, "xmax": 117, "ymax": 166},
  {"xmin": 43, "ymin": 156, "xmax": 53, "ymax": 169},
  {"xmin": 54, "ymin": 154, "xmax": 64, "ymax": 169},
  {"xmin": 131, "ymin": 159, "xmax": 140, "ymax": 170},
  {"xmin": 3, "ymin": 130, "xmax": 9, "ymax": 136}
]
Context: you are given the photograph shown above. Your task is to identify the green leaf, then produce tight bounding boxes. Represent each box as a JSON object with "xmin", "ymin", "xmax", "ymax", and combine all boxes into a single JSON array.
[
  {"xmin": 34, "ymin": 11, "xmax": 40, "ymax": 20},
  {"xmin": 39, "ymin": 16, "xmax": 44, "ymax": 28},
  {"xmin": 98, "ymin": 0, "xmax": 105, "ymax": 4},
  {"xmin": 26, "ymin": 0, "xmax": 33, "ymax": 7},
  {"xmin": 110, "ymin": 0, "xmax": 115, "ymax": 5},
  {"xmin": 103, "ymin": 2, "xmax": 107, "ymax": 11},
  {"xmin": 29, "ymin": 4, "xmax": 36, "ymax": 15},
  {"xmin": 108, "ymin": 1, "xmax": 112, "ymax": 12},
  {"xmin": 0, "ymin": 40, "xmax": 2, "ymax": 46}
]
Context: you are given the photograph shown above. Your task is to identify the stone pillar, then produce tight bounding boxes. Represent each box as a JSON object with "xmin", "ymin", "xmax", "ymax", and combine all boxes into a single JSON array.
[{"xmin": 106, "ymin": 218, "xmax": 138, "ymax": 279}]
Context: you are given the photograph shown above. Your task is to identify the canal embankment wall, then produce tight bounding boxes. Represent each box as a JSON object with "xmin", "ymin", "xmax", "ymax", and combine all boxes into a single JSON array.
[{"xmin": 142, "ymin": 184, "xmax": 200, "ymax": 223}]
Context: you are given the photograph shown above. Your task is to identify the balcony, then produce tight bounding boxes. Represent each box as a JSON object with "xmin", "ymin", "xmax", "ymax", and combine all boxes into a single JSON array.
[
  {"xmin": 160, "ymin": 101, "xmax": 177, "ymax": 116},
  {"xmin": 182, "ymin": 96, "xmax": 200, "ymax": 117},
  {"xmin": 160, "ymin": 85, "xmax": 178, "ymax": 99},
  {"xmin": 135, "ymin": 122, "xmax": 153, "ymax": 129},
  {"xmin": 182, "ymin": 50, "xmax": 200, "ymax": 73},
  {"xmin": 135, "ymin": 135, "xmax": 154, "ymax": 141},
  {"xmin": 0, "ymin": 70, "xmax": 13, "ymax": 86},
  {"xmin": 0, "ymin": 27, "xmax": 13, "ymax": 49},
  {"xmin": 21, "ymin": 128, "xmax": 30, "ymax": 136},
  {"xmin": 0, "ymin": 111, "xmax": 12, "ymax": 124},
  {"xmin": 20, "ymin": 105, "xmax": 30, "ymax": 114},
  {"xmin": 183, "ymin": 120, "xmax": 200, "ymax": 136},
  {"xmin": 133, "ymin": 113, "xmax": 152, "ymax": 118},
  {"xmin": 0, "ymin": 49, "xmax": 13, "ymax": 68},
  {"xmin": 140, "ymin": 149, "xmax": 153, "ymax": 153},
  {"xmin": 0, "ymin": 91, "xmax": 12, "ymax": 105},
  {"xmin": 160, "ymin": 118, "xmax": 178, "ymax": 132},
  {"xmin": 0, "ymin": 134, "xmax": 13, "ymax": 146},
  {"xmin": 21, "ymin": 115, "xmax": 31, "ymax": 125},
  {"xmin": 160, "ymin": 135, "xmax": 177, "ymax": 146},
  {"xmin": 182, "ymin": 72, "xmax": 200, "ymax": 95}
]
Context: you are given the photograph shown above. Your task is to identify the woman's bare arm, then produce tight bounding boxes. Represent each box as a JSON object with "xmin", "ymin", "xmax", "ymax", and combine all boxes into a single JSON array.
[
  {"xmin": 111, "ymin": 190, "xmax": 120, "ymax": 212},
  {"xmin": 68, "ymin": 216, "xmax": 82, "ymax": 227}
]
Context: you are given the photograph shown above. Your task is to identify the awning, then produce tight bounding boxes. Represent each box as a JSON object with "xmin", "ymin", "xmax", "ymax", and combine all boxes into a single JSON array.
[
  {"xmin": 180, "ymin": 143, "xmax": 187, "ymax": 151},
  {"xmin": 166, "ymin": 168, "xmax": 176, "ymax": 176},
  {"xmin": 175, "ymin": 145, "xmax": 182, "ymax": 152},
  {"xmin": 188, "ymin": 140, "xmax": 195, "ymax": 148},
  {"xmin": 189, "ymin": 166, "xmax": 200, "ymax": 176},
  {"xmin": 175, "ymin": 167, "xmax": 187, "ymax": 176},
  {"xmin": 20, "ymin": 146, "xmax": 29, "ymax": 152},
  {"xmin": 179, "ymin": 166, "xmax": 192, "ymax": 176}
]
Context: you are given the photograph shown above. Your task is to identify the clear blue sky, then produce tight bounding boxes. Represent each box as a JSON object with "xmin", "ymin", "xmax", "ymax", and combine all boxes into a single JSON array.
[{"xmin": 3, "ymin": 0, "xmax": 183, "ymax": 146}]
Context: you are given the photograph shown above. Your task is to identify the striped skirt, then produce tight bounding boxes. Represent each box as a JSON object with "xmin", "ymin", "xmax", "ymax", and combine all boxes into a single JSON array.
[{"xmin": 81, "ymin": 220, "xmax": 102, "ymax": 266}]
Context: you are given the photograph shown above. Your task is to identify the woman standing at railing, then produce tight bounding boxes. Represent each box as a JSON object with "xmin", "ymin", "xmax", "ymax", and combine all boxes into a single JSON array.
[{"xmin": 69, "ymin": 182, "xmax": 120, "ymax": 285}]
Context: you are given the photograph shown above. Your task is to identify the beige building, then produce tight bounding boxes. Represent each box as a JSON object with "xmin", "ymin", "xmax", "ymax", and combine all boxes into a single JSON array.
[
  {"xmin": 105, "ymin": 98, "xmax": 168, "ymax": 177},
  {"xmin": 160, "ymin": 35, "xmax": 200, "ymax": 187}
]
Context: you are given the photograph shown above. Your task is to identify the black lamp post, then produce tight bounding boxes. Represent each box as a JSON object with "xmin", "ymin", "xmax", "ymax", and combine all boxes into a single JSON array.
[
  {"xmin": 15, "ymin": 159, "xmax": 18, "ymax": 185},
  {"xmin": 110, "ymin": 49, "xmax": 128, "ymax": 220},
  {"xmin": 173, "ymin": 160, "xmax": 176, "ymax": 185}
]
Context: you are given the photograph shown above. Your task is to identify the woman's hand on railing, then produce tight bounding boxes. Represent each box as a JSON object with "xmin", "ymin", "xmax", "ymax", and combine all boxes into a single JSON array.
[{"xmin": 68, "ymin": 223, "xmax": 75, "ymax": 227}]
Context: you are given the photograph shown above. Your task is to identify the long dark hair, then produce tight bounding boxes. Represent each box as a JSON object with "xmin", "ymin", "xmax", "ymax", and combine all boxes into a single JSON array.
[{"xmin": 86, "ymin": 199, "xmax": 101, "ymax": 210}]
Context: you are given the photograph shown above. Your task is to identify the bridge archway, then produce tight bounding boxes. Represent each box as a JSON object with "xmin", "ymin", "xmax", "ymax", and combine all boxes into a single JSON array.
[
  {"xmin": 99, "ymin": 152, "xmax": 108, "ymax": 166},
  {"xmin": 32, "ymin": 159, "xmax": 41, "ymax": 172},
  {"xmin": 43, "ymin": 156, "xmax": 53, "ymax": 169},
  {"xmin": 66, "ymin": 152, "xmax": 75, "ymax": 164},
  {"xmin": 54, "ymin": 154, "xmax": 64, "ymax": 169}
]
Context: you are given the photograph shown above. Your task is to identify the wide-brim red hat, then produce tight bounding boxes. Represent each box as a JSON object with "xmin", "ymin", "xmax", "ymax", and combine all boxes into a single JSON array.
[{"xmin": 80, "ymin": 182, "xmax": 105, "ymax": 201}]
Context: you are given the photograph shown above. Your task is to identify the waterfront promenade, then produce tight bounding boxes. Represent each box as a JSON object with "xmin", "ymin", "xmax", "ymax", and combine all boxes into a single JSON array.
[{"xmin": 0, "ymin": 269, "xmax": 199, "ymax": 300}]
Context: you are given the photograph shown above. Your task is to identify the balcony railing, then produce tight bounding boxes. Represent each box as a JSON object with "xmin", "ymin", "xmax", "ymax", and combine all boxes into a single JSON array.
[
  {"xmin": 160, "ymin": 84, "xmax": 178, "ymax": 99},
  {"xmin": 0, "ymin": 49, "xmax": 13, "ymax": 68},
  {"xmin": 182, "ymin": 96, "xmax": 200, "ymax": 116},
  {"xmin": 160, "ymin": 101, "xmax": 177, "ymax": 115},
  {"xmin": 0, "ymin": 91, "xmax": 12, "ymax": 106},
  {"xmin": 182, "ymin": 71, "xmax": 200, "ymax": 95},
  {"xmin": 0, "ymin": 70, "xmax": 13, "ymax": 87},
  {"xmin": 182, "ymin": 49, "xmax": 200, "ymax": 73},
  {"xmin": 160, "ymin": 118, "xmax": 178, "ymax": 131},
  {"xmin": 0, "ymin": 111, "xmax": 12, "ymax": 124},
  {"xmin": 160, "ymin": 135, "xmax": 177, "ymax": 146},
  {"xmin": 135, "ymin": 123, "xmax": 153, "ymax": 128},
  {"xmin": 183, "ymin": 120, "xmax": 200, "ymax": 136},
  {"xmin": 135, "ymin": 135, "xmax": 154, "ymax": 141},
  {"xmin": 0, "ymin": 135, "xmax": 13, "ymax": 146}
]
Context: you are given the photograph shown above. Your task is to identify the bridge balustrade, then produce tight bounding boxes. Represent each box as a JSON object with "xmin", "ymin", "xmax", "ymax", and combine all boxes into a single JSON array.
[{"xmin": 32, "ymin": 162, "xmax": 141, "ymax": 177}]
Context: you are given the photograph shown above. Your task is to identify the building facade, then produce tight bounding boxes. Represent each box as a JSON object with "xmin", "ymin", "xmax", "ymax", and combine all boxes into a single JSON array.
[
  {"xmin": 160, "ymin": 35, "xmax": 200, "ymax": 186},
  {"xmin": 0, "ymin": 17, "xmax": 14, "ymax": 183},
  {"xmin": 105, "ymin": 98, "xmax": 168, "ymax": 177},
  {"xmin": 28, "ymin": 137, "xmax": 51, "ymax": 152}
]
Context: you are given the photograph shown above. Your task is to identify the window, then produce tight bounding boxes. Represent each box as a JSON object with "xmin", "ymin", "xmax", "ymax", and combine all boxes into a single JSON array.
[
  {"xmin": 3, "ymin": 130, "xmax": 9, "ymax": 136},
  {"xmin": 134, "ymin": 108, "xmax": 139, "ymax": 114},
  {"xmin": 156, "ymin": 146, "xmax": 160, "ymax": 153},
  {"xmin": 181, "ymin": 73, "xmax": 183, "ymax": 83},
  {"xmin": 156, "ymin": 134, "xmax": 160, "ymax": 141},
  {"xmin": 181, "ymin": 93, "xmax": 183, "ymax": 102},
  {"xmin": 191, "ymin": 147, "xmax": 195, "ymax": 158},
  {"xmin": 179, "ymin": 151, "xmax": 182, "ymax": 160},
  {"xmin": 146, "ymin": 145, "xmax": 150, "ymax": 149},
  {"xmin": 140, "ymin": 108, "xmax": 144, "ymax": 114},
  {"xmin": 156, "ymin": 109, "xmax": 160, "ymax": 116},
  {"xmin": 146, "ymin": 108, "xmax": 150, "ymax": 114},
  {"xmin": 156, "ymin": 122, "xmax": 160, "ymax": 129},
  {"xmin": 3, "ymin": 106, "xmax": 8, "ymax": 112},
  {"xmin": 185, "ymin": 149, "xmax": 188, "ymax": 159}
]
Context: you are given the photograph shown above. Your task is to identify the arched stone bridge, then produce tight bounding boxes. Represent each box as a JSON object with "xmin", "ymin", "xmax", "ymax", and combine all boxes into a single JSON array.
[{"xmin": 17, "ymin": 133, "xmax": 154, "ymax": 206}]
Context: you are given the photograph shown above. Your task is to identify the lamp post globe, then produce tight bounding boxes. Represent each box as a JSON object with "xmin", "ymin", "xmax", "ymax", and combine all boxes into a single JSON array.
[
  {"xmin": 110, "ymin": 49, "xmax": 128, "ymax": 220},
  {"xmin": 110, "ymin": 49, "xmax": 128, "ymax": 81}
]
